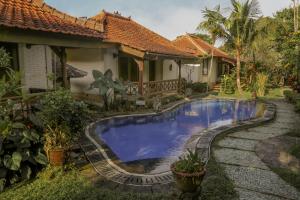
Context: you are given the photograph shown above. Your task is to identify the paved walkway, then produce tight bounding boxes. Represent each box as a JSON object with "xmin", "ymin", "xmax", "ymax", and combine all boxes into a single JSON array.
[{"xmin": 214, "ymin": 100, "xmax": 300, "ymax": 200}]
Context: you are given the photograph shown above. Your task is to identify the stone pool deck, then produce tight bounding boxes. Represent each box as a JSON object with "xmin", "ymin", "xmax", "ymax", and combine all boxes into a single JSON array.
[{"xmin": 214, "ymin": 100, "xmax": 300, "ymax": 200}]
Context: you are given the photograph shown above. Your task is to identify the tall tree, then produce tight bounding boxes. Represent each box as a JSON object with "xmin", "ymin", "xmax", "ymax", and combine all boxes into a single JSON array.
[
  {"xmin": 200, "ymin": 0, "xmax": 261, "ymax": 94},
  {"xmin": 197, "ymin": 5, "xmax": 225, "ymax": 90}
]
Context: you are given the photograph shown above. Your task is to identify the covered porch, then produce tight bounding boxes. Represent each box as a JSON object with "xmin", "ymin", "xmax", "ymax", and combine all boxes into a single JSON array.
[{"xmin": 118, "ymin": 45, "xmax": 193, "ymax": 96}]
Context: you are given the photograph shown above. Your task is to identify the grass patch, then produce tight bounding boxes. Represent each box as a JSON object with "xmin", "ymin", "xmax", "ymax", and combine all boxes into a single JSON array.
[
  {"xmin": 272, "ymin": 167, "xmax": 300, "ymax": 191},
  {"xmin": 0, "ymin": 167, "xmax": 170, "ymax": 200},
  {"xmin": 201, "ymin": 155, "xmax": 238, "ymax": 200},
  {"xmin": 288, "ymin": 144, "xmax": 300, "ymax": 160}
]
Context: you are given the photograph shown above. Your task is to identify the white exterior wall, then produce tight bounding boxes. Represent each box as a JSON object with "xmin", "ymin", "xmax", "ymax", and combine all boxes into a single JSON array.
[
  {"xmin": 198, "ymin": 58, "xmax": 218, "ymax": 87},
  {"xmin": 163, "ymin": 59, "xmax": 178, "ymax": 80},
  {"xmin": 181, "ymin": 65, "xmax": 200, "ymax": 83},
  {"xmin": 67, "ymin": 48, "xmax": 118, "ymax": 94},
  {"xmin": 18, "ymin": 44, "xmax": 53, "ymax": 92}
]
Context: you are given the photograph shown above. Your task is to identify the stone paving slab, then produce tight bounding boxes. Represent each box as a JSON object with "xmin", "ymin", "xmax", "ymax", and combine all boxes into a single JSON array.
[
  {"xmin": 217, "ymin": 137, "xmax": 258, "ymax": 151},
  {"xmin": 222, "ymin": 165, "xmax": 300, "ymax": 200},
  {"xmin": 249, "ymin": 126, "xmax": 290, "ymax": 135},
  {"xmin": 236, "ymin": 188, "xmax": 289, "ymax": 200},
  {"xmin": 214, "ymin": 148, "xmax": 269, "ymax": 170},
  {"xmin": 229, "ymin": 131, "xmax": 279, "ymax": 140}
]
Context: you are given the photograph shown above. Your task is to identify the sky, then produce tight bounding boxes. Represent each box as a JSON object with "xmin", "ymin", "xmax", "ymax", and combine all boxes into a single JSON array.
[{"xmin": 45, "ymin": 0, "xmax": 292, "ymax": 40}]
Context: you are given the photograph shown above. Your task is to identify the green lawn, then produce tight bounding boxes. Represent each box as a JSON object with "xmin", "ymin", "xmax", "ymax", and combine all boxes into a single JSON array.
[{"xmin": 0, "ymin": 167, "xmax": 170, "ymax": 200}]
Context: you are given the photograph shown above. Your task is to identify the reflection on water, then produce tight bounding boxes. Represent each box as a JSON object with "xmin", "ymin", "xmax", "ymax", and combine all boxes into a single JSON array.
[{"xmin": 95, "ymin": 100, "xmax": 264, "ymax": 174}]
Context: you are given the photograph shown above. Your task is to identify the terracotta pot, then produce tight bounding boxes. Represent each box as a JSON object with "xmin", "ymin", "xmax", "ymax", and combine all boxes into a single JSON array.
[
  {"xmin": 171, "ymin": 163, "xmax": 206, "ymax": 193},
  {"xmin": 48, "ymin": 148, "xmax": 65, "ymax": 166}
]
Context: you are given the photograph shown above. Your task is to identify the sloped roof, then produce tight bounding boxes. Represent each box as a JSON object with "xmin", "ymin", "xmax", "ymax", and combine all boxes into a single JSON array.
[
  {"xmin": 0, "ymin": 0, "xmax": 104, "ymax": 39},
  {"xmin": 173, "ymin": 34, "xmax": 235, "ymax": 63},
  {"xmin": 91, "ymin": 11, "xmax": 195, "ymax": 58}
]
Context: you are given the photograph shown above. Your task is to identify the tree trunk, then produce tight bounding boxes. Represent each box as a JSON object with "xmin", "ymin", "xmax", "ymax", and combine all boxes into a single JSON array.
[{"xmin": 236, "ymin": 49, "xmax": 243, "ymax": 94}]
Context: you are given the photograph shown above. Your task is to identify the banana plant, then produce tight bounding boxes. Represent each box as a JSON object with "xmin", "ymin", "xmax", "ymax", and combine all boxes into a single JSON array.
[{"xmin": 89, "ymin": 69, "xmax": 125, "ymax": 110}]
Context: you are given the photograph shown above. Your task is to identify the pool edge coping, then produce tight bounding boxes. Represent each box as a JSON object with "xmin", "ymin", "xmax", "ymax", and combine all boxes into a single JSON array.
[{"xmin": 83, "ymin": 98, "xmax": 277, "ymax": 187}]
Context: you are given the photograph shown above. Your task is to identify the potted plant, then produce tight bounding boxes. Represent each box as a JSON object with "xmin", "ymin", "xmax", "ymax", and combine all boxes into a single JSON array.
[
  {"xmin": 38, "ymin": 89, "xmax": 88, "ymax": 166},
  {"xmin": 44, "ymin": 124, "xmax": 71, "ymax": 166},
  {"xmin": 171, "ymin": 150, "xmax": 206, "ymax": 193}
]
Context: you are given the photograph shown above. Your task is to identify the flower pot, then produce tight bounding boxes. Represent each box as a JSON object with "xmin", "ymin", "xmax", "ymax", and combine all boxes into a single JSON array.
[
  {"xmin": 48, "ymin": 148, "xmax": 65, "ymax": 166},
  {"xmin": 171, "ymin": 163, "xmax": 206, "ymax": 193}
]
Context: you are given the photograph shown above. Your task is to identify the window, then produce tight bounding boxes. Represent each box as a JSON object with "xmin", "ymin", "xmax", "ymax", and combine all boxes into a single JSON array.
[
  {"xmin": 169, "ymin": 64, "xmax": 173, "ymax": 71},
  {"xmin": 202, "ymin": 59, "xmax": 209, "ymax": 75}
]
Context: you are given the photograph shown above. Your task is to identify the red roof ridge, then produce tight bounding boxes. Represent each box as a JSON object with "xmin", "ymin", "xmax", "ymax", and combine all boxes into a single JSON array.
[
  {"xmin": 187, "ymin": 33, "xmax": 229, "ymax": 56},
  {"xmin": 90, "ymin": 11, "xmax": 194, "ymax": 58},
  {"xmin": 30, "ymin": 0, "xmax": 104, "ymax": 32}
]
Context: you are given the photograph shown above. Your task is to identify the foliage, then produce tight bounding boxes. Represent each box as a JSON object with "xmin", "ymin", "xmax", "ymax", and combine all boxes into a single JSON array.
[
  {"xmin": 255, "ymin": 73, "xmax": 268, "ymax": 97},
  {"xmin": 201, "ymin": 156, "xmax": 237, "ymax": 200},
  {"xmin": 0, "ymin": 167, "xmax": 170, "ymax": 200},
  {"xmin": 187, "ymin": 82, "xmax": 208, "ymax": 93},
  {"xmin": 296, "ymin": 100, "xmax": 300, "ymax": 113},
  {"xmin": 192, "ymin": 33, "xmax": 213, "ymax": 44},
  {"xmin": 201, "ymin": 0, "xmax": 261, "ymax": 94},
  {"xmin": 220, "ymin": 74, "xmax": 236, "ymax": 94},
  {"xmin": 160, "ymin": 94, "xmax": 184, "ymax": 105},
  {"xmin": 44, "ymin": 124, "xmax": 71, "ymax": 152},
  {"xmin": 0, "ymin": 48, "xmax": 11, "ymax": 70},
  {"xmin": 89, "ymin": 69, "xmax": 126, "ymax": 110},
  {"xmin": 288, "ymin": 144, "xmax": 300, "ymax": 160},
  {"xmin": 0, "ymin": 52, "xmax": 47, "ymax": 191},
  {"xmin": 39, "ymin": 89, "xmax": 88, "ymax": 136},
  {"xmin": 174, "ymin": 150, "xmax": 205, "ymax": 174},
  {"xmin": 283, "ymin": 90, "xmax": 300, "ymax": 104},
  {"xmin": 272, "ymin": 167, "xmax": 300, "ymax": 191}
]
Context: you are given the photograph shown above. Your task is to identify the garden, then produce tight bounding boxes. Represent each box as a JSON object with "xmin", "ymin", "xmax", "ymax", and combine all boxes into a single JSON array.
[{"xmin": 0, "ymin": 0, "xmax": 300, "ymax": 199}]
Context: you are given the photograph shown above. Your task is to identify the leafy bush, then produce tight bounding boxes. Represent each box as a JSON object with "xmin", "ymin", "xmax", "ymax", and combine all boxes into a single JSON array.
[
  {"xmin": 187, "ymin": 82, "xmax": 208, "ymax": 93},
  {"xmin": 0, "ymin": 168, "xmax": 170, "ymax": 200},
  {"xmin": 255, "ymin": 73, "xmax": 268, "ymax": 97},
  {"xmin": 220, "ymin": 74, "xmax": 235, "ymax": 94},
  {"xmin": 173, "ymin": 150, "xmax": 204, "ymax": 174},
  {"xmin": 161, "ymin": 94, "xmax": 184, "ymax": 105},
  {"xmin": 0, "ymin": 58, "xmax": 47, "ymax": 191},
  {"xmin": 283, "ymin": 90, "xmax": 300, "ymax": 104},
  {"xmin": 39, "ymin": 89, "xmax": 88, "ymax": 136},
  {"xmin": 296, "ymin": 100, "xmax": 300, "ymax": 113}
]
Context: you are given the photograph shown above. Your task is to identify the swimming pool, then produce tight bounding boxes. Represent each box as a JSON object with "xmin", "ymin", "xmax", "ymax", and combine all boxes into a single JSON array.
[{"xmin": 93, "ymin": 99, "xmax": 265, "ymax": 174}]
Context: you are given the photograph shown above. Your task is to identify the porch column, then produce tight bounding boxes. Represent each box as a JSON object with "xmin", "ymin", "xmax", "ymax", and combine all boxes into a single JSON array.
[
  {"xmin": 60, "ymin": 48, "xmax": 69, "ymax": 89},
  {"xmin": 176, "ymin": 60, "xmax": 182, "ymax": 93},
  {"xmin": 134, "ymin": 58, "xmax": 144, "ymax": 95},
  {"xmin": 50, "ymin": 46, "xmax": 69, "ymax": 89}
]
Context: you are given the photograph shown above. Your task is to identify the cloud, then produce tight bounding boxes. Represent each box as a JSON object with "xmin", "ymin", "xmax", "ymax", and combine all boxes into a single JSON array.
[{"xmin": 45, "ymin": 0, "xmax": 292, "ymax": 40}]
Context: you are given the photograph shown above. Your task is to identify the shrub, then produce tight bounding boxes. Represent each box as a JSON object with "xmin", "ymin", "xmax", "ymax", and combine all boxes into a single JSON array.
[
  {"xmin": 255, "ymin": 73, "xmax": 268, "ymax": 97},
  {"xmin": 296, "ymin": 100, "xmax": 300, "ymax": 113},
  {"xmin": 161, "ymin": 94, "xmax": 183, "ymax": 105},
  {"xmin": 283, "ymin": 90, "xmax": 300, "ymax": 104},
  {"xmin": 0, "ymin": 63, "xmax": 47, "ymax": 192},
  {"xmin": 220, "ymin": 75, "xmax": 235, "ymax": 94},
  {"xmin": 173, "ymin": 150, "xmax": 204, "ymax": 174},
  {"xmin": 187, "ymin": 82, "xmax": 208, "ymax": 93},
  {"xmin": 39, "ymin": 89, "xmax": 88, "ymax": 136}
]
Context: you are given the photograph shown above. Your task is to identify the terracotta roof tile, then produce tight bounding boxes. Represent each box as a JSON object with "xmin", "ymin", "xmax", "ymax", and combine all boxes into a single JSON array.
[
  {"xmin": 0, "ymin": 0, "xmax": 104, "ymax": 39},
  {"xmin": 91, "ymin": 11, "xmax": 194, "ymax": 58},
  {"xmin": 173, "ymin": 34, "xmax": 235, "ymax": 62}
]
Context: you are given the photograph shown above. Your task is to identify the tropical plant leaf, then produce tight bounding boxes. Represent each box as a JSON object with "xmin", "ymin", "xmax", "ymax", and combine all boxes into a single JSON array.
[
  {"xmin": 34, "ymin": 151, "xmax": 48, "ymax": 166},
  {"xmin": 20, "ymin": 165, "xmax": 32, "ymax": 180},
  {"xmin": 12, "ymin": 122, "xmax": 26, "ymax": 129},
  {"xmin": 92, "ymin": 70, "xmax": 104, "ymax": 80},
  {"xmin": 0, "ymin": 178, "xmax": 5, "ymax": 192},
  {"xmin": 3, "ymin": 152, "xmax": 22, "ymax": 171},
  {"xmin": 104, "ymin": 69, "xmax": 113, "ymax": 80}
]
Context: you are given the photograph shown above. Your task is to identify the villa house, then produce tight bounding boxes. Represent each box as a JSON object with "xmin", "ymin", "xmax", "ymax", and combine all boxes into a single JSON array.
[
  {"xmin": 0, "ymin": 0, "xmax": 196, "ymax": 99},
  {"xmin": 68, "ymin": 11, "xmax": 196, "ymax": 96},
  {"xmin": 0, "ymin": 0, "xmax": 107, "ymax": 94},
  {"xmin": 172, "ymin": 34, "xmax": 235, "ymax": 87}
]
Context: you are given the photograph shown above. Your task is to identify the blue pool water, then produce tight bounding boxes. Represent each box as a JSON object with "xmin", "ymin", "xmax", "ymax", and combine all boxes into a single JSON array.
[{"xmin": 95, "ymin": 100, "xmax": 263, "ymax": 165}]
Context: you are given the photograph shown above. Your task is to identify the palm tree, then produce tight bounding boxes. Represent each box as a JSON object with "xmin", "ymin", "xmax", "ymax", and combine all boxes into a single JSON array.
[
  {"xmin": 197, "ymin": 5, "xmax": 225, "ymax": 90},
  {"xmin": 200, "ymin": 0, "xmax": 261, "ymax": 94}
]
